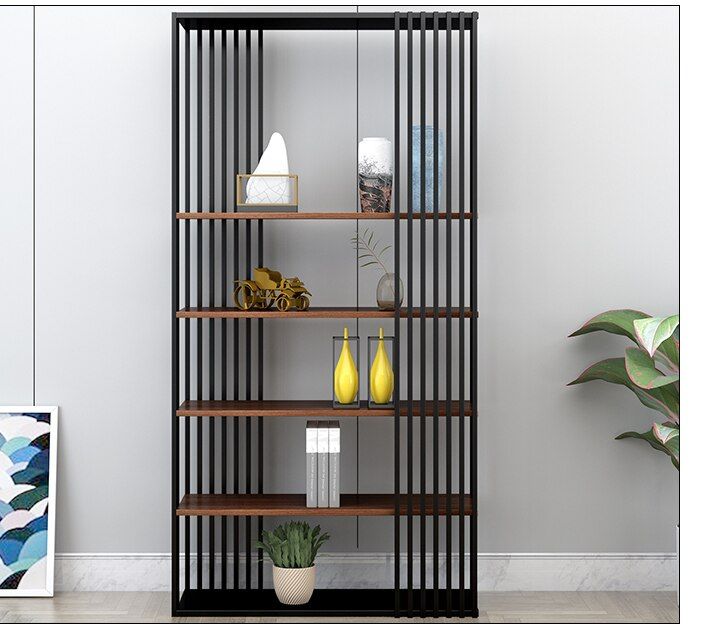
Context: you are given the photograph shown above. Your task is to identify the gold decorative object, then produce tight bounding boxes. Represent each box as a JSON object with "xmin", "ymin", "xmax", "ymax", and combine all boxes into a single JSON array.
[
  {"xmin": 334, "ymin": 327, "xmax": 359, "ymax": 406},
  {"xmin": 236, "ymin": 174, "xmax": 299, "ymax": 213},
  {"xmin": 369, "ymin": 327, "xmax": 394, "ymax": 405},
  {"xmin": 233, "ymin": 267, "xmax": 311, "ymax": 312}
]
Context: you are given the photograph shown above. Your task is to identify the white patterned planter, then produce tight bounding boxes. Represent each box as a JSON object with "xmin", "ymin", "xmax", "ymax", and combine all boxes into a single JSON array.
[{"xmin": 272, "ymin": 565, "xmax": 315, "ymax": 605}]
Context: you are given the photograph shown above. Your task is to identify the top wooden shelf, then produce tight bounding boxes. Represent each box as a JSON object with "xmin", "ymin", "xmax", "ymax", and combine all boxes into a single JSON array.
[{"xmin": 176, "ymin": 211, "xmax": 470, "ymax": 220}]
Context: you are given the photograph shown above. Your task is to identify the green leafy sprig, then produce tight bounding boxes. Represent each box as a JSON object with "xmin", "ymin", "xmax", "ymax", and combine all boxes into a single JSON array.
[{"xmin": 350, "ymin": 228, "xmax": 392, "ymax": 276}]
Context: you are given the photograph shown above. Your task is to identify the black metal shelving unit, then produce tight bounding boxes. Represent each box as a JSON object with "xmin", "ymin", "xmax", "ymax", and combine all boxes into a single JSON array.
[{"xmin": 172, "ymin": 11, "xmax": 479, "ymax": 618}]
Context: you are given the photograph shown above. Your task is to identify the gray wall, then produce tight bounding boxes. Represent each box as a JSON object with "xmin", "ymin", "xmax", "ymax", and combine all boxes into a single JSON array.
[
  {"xmin": 0, "ymin": 6, "xmax": 34, "ymax": 406},
  {"xmin": 0, "ymin": 5, "xmax": 678, "ymax": 554}
]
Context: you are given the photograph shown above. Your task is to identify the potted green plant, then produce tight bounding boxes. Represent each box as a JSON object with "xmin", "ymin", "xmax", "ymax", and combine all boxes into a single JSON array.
[
  {"xmin": 569, "ymin": 309, "xmax": 679, "ymax": 601},
  {"xmin": 568, "ymin": 309, "xmax": 679, "ymax": 468},
  {"xmin": 256, "ymin": 521, "xmax": 330, "ymax": 605}
]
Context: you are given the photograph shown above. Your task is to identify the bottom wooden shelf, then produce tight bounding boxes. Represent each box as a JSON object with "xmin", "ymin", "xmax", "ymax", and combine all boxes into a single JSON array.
[
  {"xmin": 177, "ymin": 493, "xmax": 473, "ymax": 517},
  {"xmin": 176, "ymin": 588, "xmax": 479, "ymax": 617}
]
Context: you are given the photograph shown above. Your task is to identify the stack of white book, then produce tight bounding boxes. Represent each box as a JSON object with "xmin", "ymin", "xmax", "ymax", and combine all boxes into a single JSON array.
[{"xmin": 306, "ymin": 421, "xmax": 340, "ymax": 508}]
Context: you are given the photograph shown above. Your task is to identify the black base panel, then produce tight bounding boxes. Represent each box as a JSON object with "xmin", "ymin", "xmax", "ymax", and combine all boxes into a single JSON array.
[{"xmin": 176, "ymin": 588, "xmax": 478, "ymax": 618}]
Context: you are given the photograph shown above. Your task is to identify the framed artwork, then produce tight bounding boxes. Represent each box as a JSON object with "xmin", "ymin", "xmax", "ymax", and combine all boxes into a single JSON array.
[{"xmin": 0, "ymin": 406, "xmax": 58, "ymax": 596}]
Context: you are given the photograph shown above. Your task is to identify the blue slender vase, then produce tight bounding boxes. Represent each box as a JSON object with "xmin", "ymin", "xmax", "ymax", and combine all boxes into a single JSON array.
[{"xmin": 412, "ymin": 125, "xmax": 444, "ymax": 213}]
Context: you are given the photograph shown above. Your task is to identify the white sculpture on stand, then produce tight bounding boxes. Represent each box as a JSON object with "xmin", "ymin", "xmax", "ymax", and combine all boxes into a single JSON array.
[{"xmin": 246, "ymin": 132, "xmax": 290, "ymax": 204}]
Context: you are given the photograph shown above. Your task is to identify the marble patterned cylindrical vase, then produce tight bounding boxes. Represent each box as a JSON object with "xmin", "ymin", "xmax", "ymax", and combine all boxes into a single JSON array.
[
  {"xmin": 412, "ymin": 126, "xmax": 444, "ymax": 213},
  {"xmin": 358, "ymin": 137, "xmax": 393, "ymax": 213}
]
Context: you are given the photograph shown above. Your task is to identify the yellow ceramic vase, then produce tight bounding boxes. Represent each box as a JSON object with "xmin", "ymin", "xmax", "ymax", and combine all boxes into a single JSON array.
[
  {"xmin": 334, "ymin": 327, "xmax": 358, "ymax": 404},
  {"xmin": 370, "ymin": 327, "xmax": 394, "ymax": 404}
]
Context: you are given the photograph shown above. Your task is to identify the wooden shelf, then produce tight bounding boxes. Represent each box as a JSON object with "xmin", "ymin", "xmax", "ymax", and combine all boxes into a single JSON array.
[
  {"xmin": 177, "ymin": 400, "xmax": 472, "ymax": 417},
  {"xmin": 177, "ymin": 306, "xmax": 473, "ymax": 319},
  {"xmin": 177, "ymin": 493, "xmax": 473, "ymax": 516},
  {"xmin": 177, "ymin": 211, "xmax": 470, "ymax": 220}
]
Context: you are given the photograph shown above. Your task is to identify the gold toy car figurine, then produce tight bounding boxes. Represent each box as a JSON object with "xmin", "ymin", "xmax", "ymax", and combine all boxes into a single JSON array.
[{"xmin": 233, "ymin": 267, "xmax": 311, "ymax": 312}]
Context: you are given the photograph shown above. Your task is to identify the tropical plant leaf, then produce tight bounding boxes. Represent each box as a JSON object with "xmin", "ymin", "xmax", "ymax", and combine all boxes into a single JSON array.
[
  {"xmin": 634, "ymin": 315, "xmax": 679, "ymax": 357},
  {"xmin": 568, "ymin": 357, "xmax": 679, "ymax": 422},
  {"xmin": 653, "ymin": 421, "xmax": 678, "ymax": 444},
  {"xmin": 654, "ymin": 338, "xmax": 680, "ymax": 374},
  {"xmin": 653, "ymin": 422, "xmax": 680, "ymax": 469},
  {"xmin": 633, "ymin": 316, "xmax": 680, "ymax": 371},
  {"xmin": 617, "ymin": 422, "xmax": 679, "ymax": 469},
  {"xmin": 569, "ymin": 309, "xmax": 650, "ymax": 343},
  {"xmin": 616, "ymin": 424, "xmax": 679, "ymax": 469},
  {"xmin": 624, "ymin": 347, "xmax": 679, "ymax": 390}
]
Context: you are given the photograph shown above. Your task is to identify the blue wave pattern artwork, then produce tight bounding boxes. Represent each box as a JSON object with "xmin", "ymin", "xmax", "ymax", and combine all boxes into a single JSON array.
[{"xmin": 0, "ymin": 413, "xmax": 51, "ymax": 590}]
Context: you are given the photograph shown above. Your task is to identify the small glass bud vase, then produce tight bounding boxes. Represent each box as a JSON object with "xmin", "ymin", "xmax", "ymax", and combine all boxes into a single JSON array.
[
  {"xmin": 367, "ymin": 328, "xmax": 396, "ymax": 408},
  {"xmin": 377, "ymin": 273, "xmax": 404, "ymax": 310},
  {"xmin": 332, "ymin": 327, "xmax": 360, "ymax": 408}
]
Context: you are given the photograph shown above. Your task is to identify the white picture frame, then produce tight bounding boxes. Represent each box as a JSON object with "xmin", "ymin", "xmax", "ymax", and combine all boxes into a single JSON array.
[{"xmin": 0, "ymin": 406, "xmax": 58, "ymax": 597}]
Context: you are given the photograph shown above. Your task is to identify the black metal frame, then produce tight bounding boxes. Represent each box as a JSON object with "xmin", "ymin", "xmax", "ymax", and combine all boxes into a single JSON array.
[{"xmin": 172, "ymin": 10, "xmax": 479, "ymax": 618}]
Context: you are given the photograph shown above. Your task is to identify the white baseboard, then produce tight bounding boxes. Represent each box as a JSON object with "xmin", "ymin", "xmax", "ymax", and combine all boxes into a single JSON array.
[{"xmin": 54, "ymin": 552, "xmax": 676, "ymax": 592}]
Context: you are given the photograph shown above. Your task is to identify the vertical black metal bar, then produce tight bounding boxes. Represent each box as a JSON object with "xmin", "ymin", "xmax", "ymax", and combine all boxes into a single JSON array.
[
  {"xmin": 208, "ymin": 29, "xmax": 216, "ymax": 592},
  {"xmin": 469, "ymin": 11, "xmax": 479, "ymax": 618},
  {"xmin": 171, "ymin": 14, "xmax": 180, "ymax": 614},
  {"xmin": 419, "ymin": 10, "xmax": 427, "ymax": 618},
  {"xmin": 195, "ymin": 27, "xmax": 203, "ymax": 592},
  {"xmin": 355, "ymin": 16, "xmax": 361, "ymax": 553},
  {"xmin": 256, "ymin": 28, "xmax": 265, "ymax": 591},
  {"xmin": 183, "ymin": 25, "xmax": 191, "ymax": 596},
  {"xmin": 393, "ymin": 11, "xmax": 401, "ymax": 618},
  {"xmin": 245, "ymin": 28, "xmax": 252, "ymax": 591},
  {"xmin": 445, "ymin": 13, "xmax": 453, "ymax": 616},
  {"xmin": 457, "ymin": 11, "xmax": 466, "ymax": 618},
  {"xmin": 220, "ymin": 27, "xmax": 227, "ymax": 591},
  {"xmin": 432, "ymin": 11, "xmax": 440, "ymax": 617},
  {"xmin": 233, "ymin": 28, "xmax": 240, "ymax": 591},
  {"xmin": 405, "ymin": 11, "xmax": 414, "ymax": 618}
]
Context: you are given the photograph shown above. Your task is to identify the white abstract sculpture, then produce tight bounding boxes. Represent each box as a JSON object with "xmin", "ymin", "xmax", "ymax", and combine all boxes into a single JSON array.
[{"xmin": 246, "ymin": 132, "xmax": 290, "ymax": 204}]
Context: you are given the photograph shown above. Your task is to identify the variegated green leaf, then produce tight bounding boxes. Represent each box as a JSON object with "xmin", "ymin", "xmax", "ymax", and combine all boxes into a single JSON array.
[
  {"xmin": 653, "ymin": 421, "xmax": 678, "ymax": 445},
  {"xmin": 634, "ymin": 315, "xmax": 679, "ymax": 357},
  {"xmin": 653, "ymin": 422, "xmax": 679, "ymax": 469},
  {"xmin": 624, "ymin": 347, "xmax": 679, "ymax": 390},
  {"xmin": 616, "ymin": 427, "xmax": 668, "ymax": 453},
  {"xmin": 616, "ymin": 424, "xmax": 679, "ymax": 469},
  {"xmin": 569, "ymin": 357, "xmax": 679, "ymax": 422},
  {"xmin": 569, "ymin": 309, "xmax": 650, "ymax": 343},
  {"xmin": 654, "ymin": 335, "xmax": 680, "ymax": 373}
]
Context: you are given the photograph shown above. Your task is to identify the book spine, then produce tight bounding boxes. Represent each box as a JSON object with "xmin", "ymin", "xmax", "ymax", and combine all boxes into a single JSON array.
[
  {"xmin": 306, "ymin": 421, "xmax": 318, "ymax": 508},
  {"xmin": 317, "ymin": 422, "xmax": 329, "ymax": 508},
  {"xmin": 329, "ymin": 421, "xmax": 340, "ymax": 508}
]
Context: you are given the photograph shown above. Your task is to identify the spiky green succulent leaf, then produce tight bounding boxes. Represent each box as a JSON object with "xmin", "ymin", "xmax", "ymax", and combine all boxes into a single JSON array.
[{"xmin": 255, "ymin": 521, "xmax": 330, "ymax": 568}]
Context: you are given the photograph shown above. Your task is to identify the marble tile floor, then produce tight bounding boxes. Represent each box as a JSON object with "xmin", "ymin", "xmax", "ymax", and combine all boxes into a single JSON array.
[{"xmin": 0, "ymin": 591, "xmax": 678, "ymax": 623}]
